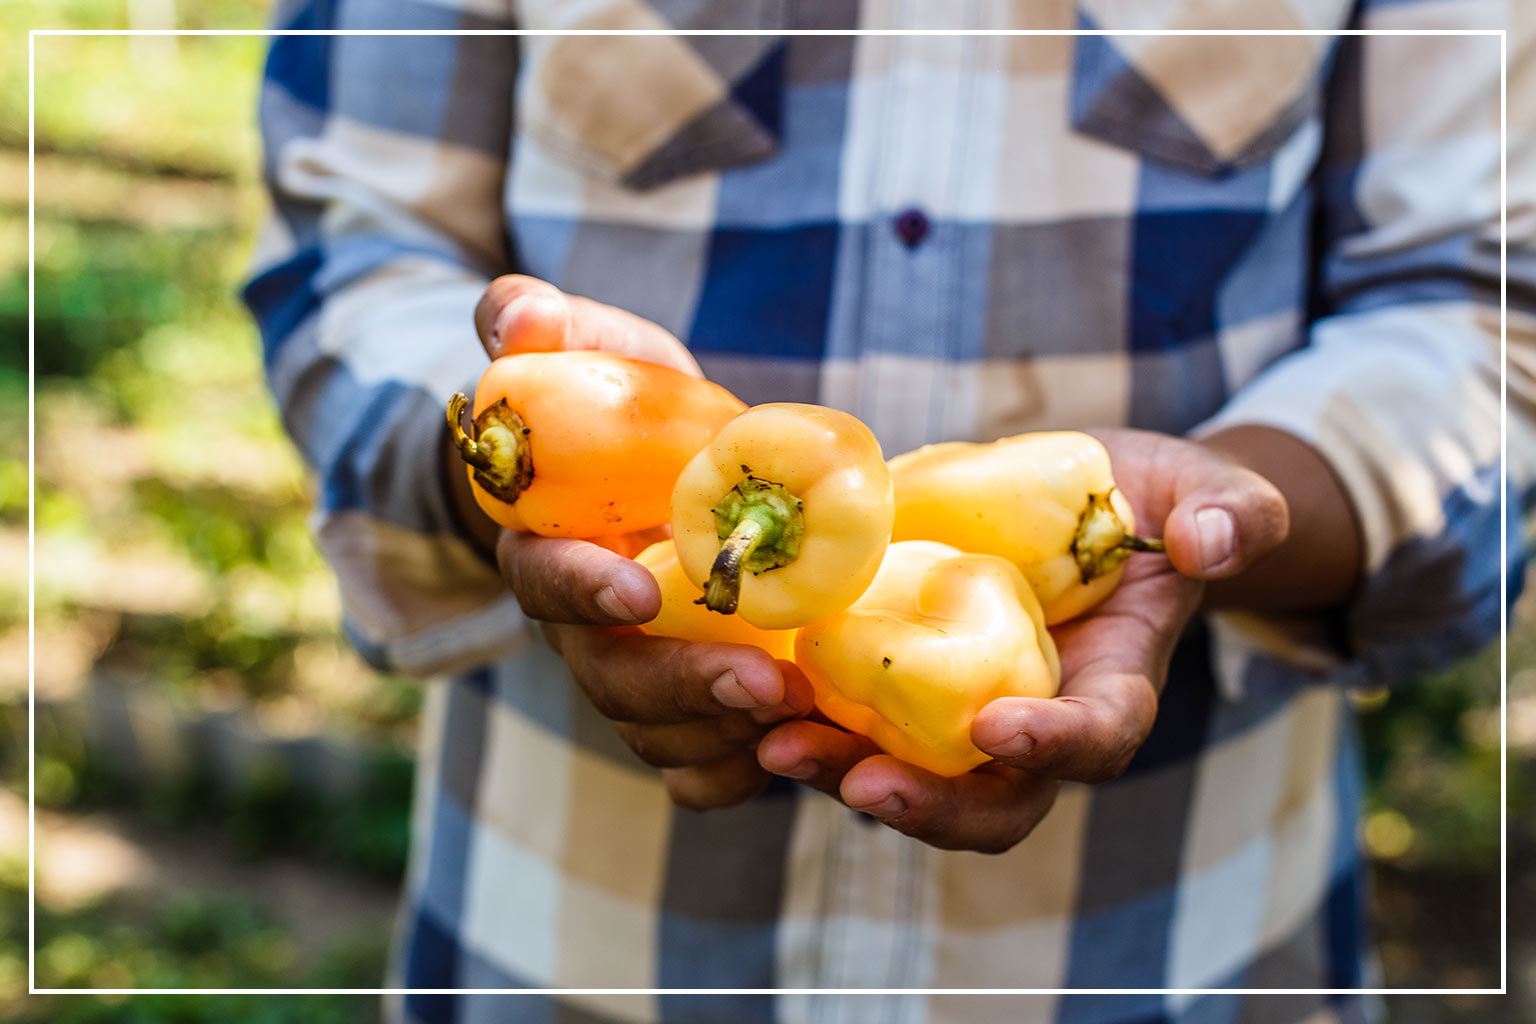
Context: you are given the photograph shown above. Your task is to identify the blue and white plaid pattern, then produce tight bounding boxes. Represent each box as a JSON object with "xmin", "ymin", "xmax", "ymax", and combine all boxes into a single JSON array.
[{"xmin": 244, "ymin": 1, "xmax": 1534, "ymax": 1021}]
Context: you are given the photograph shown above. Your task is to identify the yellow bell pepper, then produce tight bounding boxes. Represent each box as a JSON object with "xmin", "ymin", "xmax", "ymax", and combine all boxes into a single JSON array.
[
  {"xmin": 888, "ymin": 432, "xmax": 1163, "ymax": 625},
  {"xmin": 671, "ymin": 403, "xmax": 893, "ymax": 630},
  {"xmin": 633, "ymin": 541, "xmax": 796, "ymax": 660},
  {"xmin": 795, "ymin": 541, "xmax": 1061, "ymax": 777}
]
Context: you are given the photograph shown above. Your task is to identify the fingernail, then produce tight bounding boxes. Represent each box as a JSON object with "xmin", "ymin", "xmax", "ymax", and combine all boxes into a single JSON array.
[
  {"xmin": 711, "ymin": 670, "xmax": 762, "ymax": 710},
  {"xmin": 856, "ymin": 794, "xmax": 908, "ymax": 820},
  {"xmin": 782, "ymin": 758, "xmax": 820, "ymax": 780},
  {"xmin": 593, "ymin": 585, "xmax": 639, "ymax": 623},
  {"xmin": 988, "ymin": 730, "xmax": 1036, "ymax": 759},
  {"xmin": 1194, "ymin": 506, "xmax": 1236, "ymax": 572}
]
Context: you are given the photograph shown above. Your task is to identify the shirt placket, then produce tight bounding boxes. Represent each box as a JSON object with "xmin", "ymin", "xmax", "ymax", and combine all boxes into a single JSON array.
[
  {"xmin": 847, "ymin": 33, "xmax": 977, "ymax": 457},
  {"xmin": 810, "ymin": 30, "xmax": 979, "ymax": 1007}
]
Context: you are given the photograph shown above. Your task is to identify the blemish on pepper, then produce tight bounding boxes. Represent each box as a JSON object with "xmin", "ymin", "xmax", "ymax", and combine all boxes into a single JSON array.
[{"xmin": 882, "ymin": 656, "xmax": 892, "ymax": 668}]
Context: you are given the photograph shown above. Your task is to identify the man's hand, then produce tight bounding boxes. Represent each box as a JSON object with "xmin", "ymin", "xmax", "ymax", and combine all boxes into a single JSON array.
[
  {"xmin": 757, "ymin": 427, "xmax": 1323, "ymax": 853},
  {"xmin": 500, "ymin": 531, "xmax": 814, "ymax": 809},
  {"xmin": 450, "ymin": 276, "xmax": 813, "ymax": 810}
]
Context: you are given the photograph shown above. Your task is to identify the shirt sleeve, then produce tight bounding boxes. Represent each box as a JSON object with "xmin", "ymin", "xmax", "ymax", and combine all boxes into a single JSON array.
[
  {"xmin": 1194, "ymin": 0, "xmax": 1536, "ymax": 691},
  {"xmin": 243, "ymin": 0, "xmax": 533, "ymax": 676}
]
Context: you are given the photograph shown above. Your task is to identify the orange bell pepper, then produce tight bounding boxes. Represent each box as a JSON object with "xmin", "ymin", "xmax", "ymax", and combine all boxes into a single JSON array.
[{"xmin": 447, "ymin": 352, "xmax": 745, "ymax": 537}]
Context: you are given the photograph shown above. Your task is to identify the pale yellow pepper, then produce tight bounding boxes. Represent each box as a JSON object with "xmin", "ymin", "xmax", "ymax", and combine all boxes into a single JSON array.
[
  {"xmin": 887, "ymin": 432, "xmax": 1163, "ymax": 625},
  {"xmin": 671, "ymin": 403, "xmax": 893, "ymax": 630},
  {"xmin": 795, "ymin": 540, "xmax": 1061, "ymax": 777},
  {"xmin": 633, "ymin": 541, "xmax": 796, "ymax": 661}
]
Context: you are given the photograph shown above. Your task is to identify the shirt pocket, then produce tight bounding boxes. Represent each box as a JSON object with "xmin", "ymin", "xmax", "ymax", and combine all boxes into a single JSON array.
[
  {"xmin": 1068, "ymin": 0, "xmax": 1353, "ymax": 177},
  {"xmin": 513, "ymin": 0, "xmax": 788, "ymax": 190}
]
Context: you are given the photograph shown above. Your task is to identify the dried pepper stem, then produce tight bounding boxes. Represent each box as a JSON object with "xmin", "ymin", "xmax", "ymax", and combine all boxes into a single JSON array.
[
  {"xmin": 1070, "ymin": 491, "xmax": 1166, "ymax": 584},
  {"xmin": 447, "ymin": 392, "xmax": 534, "ymax": 504}
]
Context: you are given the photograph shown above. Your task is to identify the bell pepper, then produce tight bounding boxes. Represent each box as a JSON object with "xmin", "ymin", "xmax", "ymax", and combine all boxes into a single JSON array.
[
  {"xmin": 887, "ymin": 432, "xmax": 1163, "ymax": 624},
  {"xmin": 670, "ymin": 403, "xmax": 894, "ymax": 630},
  {"xmin": 633, "ymin": 541, "xmax": 796, "ymax": 660},
  {"xmin": 795, "ymin": 540, "xmax": 1061, "ymax": 777},
  {"xmin": 447, "ymin": 351, "xmax": 745, "ymax": 537}
]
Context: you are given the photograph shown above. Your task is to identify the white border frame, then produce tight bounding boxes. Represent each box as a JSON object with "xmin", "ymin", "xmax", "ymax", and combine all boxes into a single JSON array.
[{"xmin": 27, "ymin": 23, "xmax": 1511, "ymax": 1000}]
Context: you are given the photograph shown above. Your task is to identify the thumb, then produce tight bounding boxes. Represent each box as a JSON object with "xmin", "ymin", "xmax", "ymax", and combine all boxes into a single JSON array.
[
  {"xmin": 473, "ymin": 274, "xmax": 703, "ymax": 376},
  {"xmin": 1161, "ymin": 454, "xmax": 1289, "ymax": 580},
  {"xmin": 475, "ymin": 275, "xmax": 573, "ymax": 360}
]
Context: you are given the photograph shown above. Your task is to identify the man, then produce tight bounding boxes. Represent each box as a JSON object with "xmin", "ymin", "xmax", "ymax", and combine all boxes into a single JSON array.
[{"xmin": 245, "ymin": 1, "xmax": 1532, "ymax": 1021}]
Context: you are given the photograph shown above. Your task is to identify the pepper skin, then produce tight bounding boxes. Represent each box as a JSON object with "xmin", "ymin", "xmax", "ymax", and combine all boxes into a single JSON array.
[
  {"xmin": 887, "ymin": 432, "xmax": 1163, "ymax": 625},
  {"xmin": 671, "ymin": 403, "xmax": 894, "ymax": 630},
  {"xmin": 795, "ymin": 541, "xmax": 1061, "ymax": 778},
  {"xmin": 634, "ymin": 541, "xmax": 796, "ymax": 660},
  {"xmin": 447, "ymin": 352, "xmax": 745, "ymax": 537}
]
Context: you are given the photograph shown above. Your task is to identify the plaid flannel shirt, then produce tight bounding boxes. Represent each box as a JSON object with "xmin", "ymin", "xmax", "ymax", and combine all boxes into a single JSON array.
[{"xmin": 244, "ymin": 1, "xmax": 1536, "ymax": 1021}]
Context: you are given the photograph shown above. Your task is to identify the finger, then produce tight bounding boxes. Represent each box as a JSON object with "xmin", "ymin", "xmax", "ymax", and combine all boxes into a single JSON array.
[
  {"xmin": 565, "ymin": 295, "xmax": 704, "ymax": 376},
  {"xmin": 474, "ymin": 274, "xmax": 702, "ymax": 375},
  {"xmin": 550, "ymin": 628, "xmax": 808, "ymax": 725},
  {"xmin": 1049, "ymin": 556, "xmax": 1203, "ymax": 683},
  {"xmin": 973, "ymin": 554, "xmax": 1199, "ymax": 784},
  {"xmin": 1162, "ymin": 458, "xmax": 1289, "ymax": 581},
  {"xmin": 497, "ymin": 531, "xmax": 661, "ymax": 625},
  {"xmin": 839, "ymin": 757, "xmax": 1061, "ymax": 855},
  {"xmin": 614, "ymin": 713, "xmax": 777, "ymax": 769},
  {"xmin": 773, "ymin": 659, "xmax": 820, "ymax": 728},
  {"xmin": 474, "ymin": 275, "xmax": 571, "ymax": 359},
  {"xmin": 663, "ymin": 751, "xmax": 772, "ymax": 811},
  {"xmin": 971, "ymin": 670, "xmax": 1160, "ymax": 784},
  {"xmin": 756, "ymin": 718, "xmax": 882, "ymax": 799}
]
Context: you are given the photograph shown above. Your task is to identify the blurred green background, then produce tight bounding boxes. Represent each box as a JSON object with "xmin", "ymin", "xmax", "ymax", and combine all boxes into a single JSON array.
[{"xmin": 1, "ymin": 3, "xmax": 1531, "ymax": 1023}]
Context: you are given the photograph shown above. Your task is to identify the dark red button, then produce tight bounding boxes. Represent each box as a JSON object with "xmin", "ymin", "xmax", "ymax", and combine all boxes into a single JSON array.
[{"xmin": 894, "ymin": 207, "xmax": 930, "ymax": 248}]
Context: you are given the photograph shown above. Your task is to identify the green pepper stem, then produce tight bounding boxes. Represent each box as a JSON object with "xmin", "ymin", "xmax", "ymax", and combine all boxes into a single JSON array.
[
  {"xmin": 699, "ymin": 517, "xmax": 766, "ymax": 615},
  {"xmin": 695, "ymin": 476, "xmax": 805, "ymax": 616},
  {"xmin": 446, "ymin": 393, "xmax": 534, "ymax": 503}
]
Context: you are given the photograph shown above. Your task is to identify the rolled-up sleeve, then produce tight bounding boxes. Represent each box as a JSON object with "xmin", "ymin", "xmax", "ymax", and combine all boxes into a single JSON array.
[
  {"xmin": 1197, "ymin": 3, "xmax": 1536, "ymax": 688},
  {"xmin": 243, "ymin": 0, "xmax": 530, "ymax": 676}
]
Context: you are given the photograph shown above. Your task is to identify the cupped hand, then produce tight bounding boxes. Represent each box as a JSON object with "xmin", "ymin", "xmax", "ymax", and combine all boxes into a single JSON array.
[
  {"xmin": 757, "ymin": 427, "xmax": 1290, "ymax": 853},
  {"xmin": 499, "ymin": 529, "xmax": 814, "ymax": 809},
  {"xmin": 457, "ymin": 276, "xmax": 813, "ymax": 809}
]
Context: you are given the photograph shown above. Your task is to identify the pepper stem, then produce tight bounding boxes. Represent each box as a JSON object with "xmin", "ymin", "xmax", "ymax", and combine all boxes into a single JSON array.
[
  {"xmin": 701, "ymin": 517, "xmax": 765, "ymax": 615},
  {"xmin": 446, "ymin": 393, "xmax": 534, "ymax": 503},
  {"xmin": 695, "ymin": 477, "xmax": 805, "ymax": 615},
  {"xmin": 1070, "ymin": 491, "xmax": 1165, "ymax": 584}
]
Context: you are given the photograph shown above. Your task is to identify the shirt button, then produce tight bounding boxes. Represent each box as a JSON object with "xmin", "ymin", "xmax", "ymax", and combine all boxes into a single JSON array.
[{"xmin": 893, "ymin": 207, "xmax": 930, "ymax": 248}]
